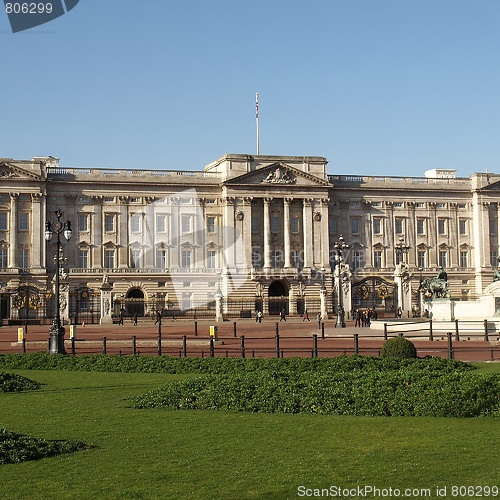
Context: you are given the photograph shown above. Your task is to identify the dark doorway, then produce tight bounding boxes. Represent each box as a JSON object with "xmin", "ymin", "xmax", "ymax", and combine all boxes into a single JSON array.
[
  {"xmin": 126, "ymin": 288, "xmax": 145, "ymax": 317},
  {"xmin": 268, "ymin": 280, "xmax": 289, "ymax": 315}
]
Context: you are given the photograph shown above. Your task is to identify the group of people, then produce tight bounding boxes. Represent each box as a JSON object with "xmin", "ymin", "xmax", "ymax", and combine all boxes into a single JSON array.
[{"xmin": 352, "ymin": 308, "xmax": 377, "ymax": 327}]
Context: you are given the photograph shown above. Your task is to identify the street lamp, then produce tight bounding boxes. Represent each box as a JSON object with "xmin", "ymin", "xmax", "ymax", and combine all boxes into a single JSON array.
[
  {"xmin": 333, "ymin": 235, "xmax": 349, "ymax": 328},
  {"xmin": 44, "ymin": 209, "xmax": 72, "ymax": 354},
  {"xmin": 395, "ymin": 236, "xmax": 410, "ymax": 265}
]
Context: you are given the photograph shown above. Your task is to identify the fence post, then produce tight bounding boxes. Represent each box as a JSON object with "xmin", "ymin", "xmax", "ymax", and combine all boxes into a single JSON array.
[
  {"xmin": 313, "ymin": 334, "xmax": 318, "ymax": 358},
  {"xmin": 22, "ymin": 338, "xmax": 26, "ymax": 354},
  {"xmin": 321, "ymin": 322, "xmax": 325, "ymax": 340},
  {"xmin": 157, "ymin": 331, "xmax": 162, "ymax": 356},
  {"xmin": 354, "ymin": 333, "xmax": 359, "ymax": 355},
  {"xmin": 455, "ymin": 319, "xmax": 460, "ymax": 341},
  {"xmin": 194, "ymin": 321, "xmax": 198, "ymax": 337},
  {"xmin": 447, "ymin": 332, "xmax": 453, "ymax": 359},
  {"xmin": 484, "ymin": 319, "xmax": 489, "ymax": 341},
  {"xmin": 275, "ymin": 330, "xmax": 280, "ymax": 358},
  {"xmin": 209, "ymin": 337, "xmax": 215, "ymax": 357},
  {"xmin": 182, "ymin": 335, "xmax": 187, "ymax": 357},
  {"xmin": 71, "ymin": 337, "xmax": 75, "ymax": 355},
  {"xmin": 240, "ymin": 335, "xmax": 245, "ymax": 358},
  {"xmin": 383, "ymin": 323, "xmax": 388, "ymax": 340},
  {"xmin": 102, "ymin": 336, "xmax": 107, "ymax": 355},
  {"xmin": 233, "ymin": 321, "xmax": 237, "ymax": 337},
  {"xmin": 275, "ymin": 322, "xmax": 279, "ymax": 336},
  {"xmin": 132, "ymin": 335, "xmax": 137, "ymax": 355},
  {"xmin": 429, "ymin": 319, "xmax": 433, "ymax": 341}
]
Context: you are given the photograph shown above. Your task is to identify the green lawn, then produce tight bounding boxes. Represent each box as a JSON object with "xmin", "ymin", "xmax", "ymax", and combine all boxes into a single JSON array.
[{"xmin": 0, "ymin": 366, "xmax": 498, "ymax": 499}]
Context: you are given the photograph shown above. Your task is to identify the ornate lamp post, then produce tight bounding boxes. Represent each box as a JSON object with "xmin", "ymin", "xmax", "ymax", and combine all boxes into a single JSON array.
[
  {"xmin": 395, "ymin": 236, "xmax": 410, "ymax": 265},
  {"xmin": 394, "ymin": 236, "xmax": 410, "ymax": 317},
  {"xmin": 333, "ymin": 235, "xmax": 349, "ymax": 328},
  {"xmin": 44, "ymin": 209, "xmax": 72, "ymax": 354}
]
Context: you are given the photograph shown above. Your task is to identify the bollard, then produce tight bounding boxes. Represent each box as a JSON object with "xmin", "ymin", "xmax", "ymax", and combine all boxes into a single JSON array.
[
  {"xmin": 182, "ymin": 335, "xmax": 187, "ymax": 357},
  {"xmin": 69, "ymin": 324, "xmax": 77, "ymax": 340},
  {"xmin": 313, "ymin": 334, "xmax": 318, "ymax": 358},
  {"xmin": 321, "ymin": 322, "xmax": 325, "ymax": 340},
  {"xmin": 194, "ymin": 321, "xmax": 198, "ymax": 337},
  {"xmin": 241, "ymin": 335, "xmax": 245, "ymax": 358},
  {"xmin": 157, "ymin": 331, "xmax": 162, "ymax": 356},
  {"xmin": 484, "ymin": 319, "xmax": 489, "ymax": 341},
  {"xmin": 429, "ymin": 319, "xmax": 433, "ymax": 341},
  {"xmin": 132, "ymin": 335, "xmax": 137, "ymax": 355},
  {"xmin": 209, "ymin": 337, "xmax": 215, "ymax": 357},
  {"xmin": 22, "ymin": 338, "xmax": 26, "ymax": 354},
  {"xmin": 275, "ymin": 322, "xmax": 279, "ymax": 336},
  {"xmin": 275, "ymin": 331, "xmax": 280, "ymax": 358},
  {"xmin": 383, "ymin": 323, "xmax": 388, "ymax": 341},
  {"xmin": 71, "ymin": 337, "xmax": 75, "ymax": 355},
  {"xmin": 233, "ymin": 321, "xmax": 237, "ymax": 338},
  {"xmin": 354, "ymin": 333, "xmax": 359, "ymax": 355},
  {"xmin": 17, "ymin": 327, "xmax": 24, "ymax": 343},
  {"xmin": 447, "ymin": 332, "xmax": 453, "ymax": 359},
  {"xmin": 455, "ymin": 319, "xmax": 460, "ymax": 341},
  {"xmin": 102, "ymin": 336, "xmax": 107, "ymax": 355}
]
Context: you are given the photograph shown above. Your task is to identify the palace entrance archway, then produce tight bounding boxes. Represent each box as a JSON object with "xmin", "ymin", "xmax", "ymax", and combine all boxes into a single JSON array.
[{"xmin": 268, "ymin": 280, "xmax": 289, "ymax": 315}]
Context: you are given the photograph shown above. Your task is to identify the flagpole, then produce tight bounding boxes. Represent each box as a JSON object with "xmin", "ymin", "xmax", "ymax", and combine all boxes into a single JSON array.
[{"xmin": 255, "ymin": 92, "xmax": 259, "ymax": 155}]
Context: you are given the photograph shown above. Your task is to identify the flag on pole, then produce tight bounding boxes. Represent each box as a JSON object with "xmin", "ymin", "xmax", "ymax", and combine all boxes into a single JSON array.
[{"xmin": 255, "ymin": 93, "xmax": 259, "ymax": 118}]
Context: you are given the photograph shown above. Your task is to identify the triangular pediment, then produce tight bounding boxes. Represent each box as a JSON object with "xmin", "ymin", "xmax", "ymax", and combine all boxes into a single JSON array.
[
  {"xmin": 480, "ymin": 180, "xmax": 500, "ymax": 191},
  {"xmin": 223, "ymin": 162, "xmax": 330, "ymax": 187},
  {"xmin": 0, "ymin": 162, "xmax": 44, "ymax": 181}
]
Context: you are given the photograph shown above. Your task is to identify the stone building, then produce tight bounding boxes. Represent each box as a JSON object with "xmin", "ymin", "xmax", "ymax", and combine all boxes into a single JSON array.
[{"xmin": 1, "ymin": 154, "xmax": 499, "ymax": 324}]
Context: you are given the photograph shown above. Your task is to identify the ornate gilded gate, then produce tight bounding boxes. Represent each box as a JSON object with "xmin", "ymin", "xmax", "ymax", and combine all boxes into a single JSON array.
[{"xmin": 351, "ymin": 277, "xmax": 397, "ymax": 313}]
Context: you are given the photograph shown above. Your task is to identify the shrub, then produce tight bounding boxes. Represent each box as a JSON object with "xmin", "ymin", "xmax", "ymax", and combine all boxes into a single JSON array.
[
  {"xmin": 0, "ymin": 372, "xmax": 41, "ymax": 392},
  {"xmin": 380, "ymin": 336, "xmax": 417, "ymax": 359}
]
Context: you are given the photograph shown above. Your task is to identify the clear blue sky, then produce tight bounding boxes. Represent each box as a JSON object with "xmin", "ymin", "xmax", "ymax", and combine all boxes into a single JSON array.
[{"xmin": 1, "ymin": 0, "xmax": 499, "ymax": 177}]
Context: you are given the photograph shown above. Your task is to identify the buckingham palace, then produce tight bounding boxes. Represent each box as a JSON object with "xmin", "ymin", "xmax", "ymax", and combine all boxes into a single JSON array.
[{"xmin": 1, "ymin": 153, "xmax": 500, "ymax": 324}]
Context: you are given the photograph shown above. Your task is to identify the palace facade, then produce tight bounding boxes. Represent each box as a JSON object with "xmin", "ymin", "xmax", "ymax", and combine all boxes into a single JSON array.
[{"xmin": 1, "ymin": 153, "xmax": 500, "ymax": 324}]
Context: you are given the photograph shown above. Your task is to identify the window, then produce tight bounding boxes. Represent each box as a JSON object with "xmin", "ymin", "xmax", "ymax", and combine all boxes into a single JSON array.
[
  {"xmin": 394, "ymin": 202, "xmax": 403, "ymax": 208},
  {"xmin": 251, "ymin": 216, "xmax": 259, "ymax": 234},
  {"xmin": 156, "ymin": 214, "xmax": 167, "ymax": 233},
  {"xmin": 131, "ymin": 249, "xmax": 141, "ymax": 268},
  {"xmin": 156, "ymin": 249, "xmax": 167, "ymax": 268},
  {"xmin": 373, "ymin": 250, "xmax": 382, "ymax": 269},
  {"xmin": 19, "ymin": 249, "xmax": 29, "ymax": 268},
  {"xmin": 372, "ymin": 218, "xmax": 382, "ymax": 235},
  {"xmin": 329, "ymin": 218, "xmax": 337, "ymax": 235},
  {"xmin": 0, "ymin": 248, "xmax": 7, "ymax": 268},
  {"xmin": 352, "ymin": 250, "xmax": 362, "ymax": 270},
  {"xmin": 437, "ymin": 203, "xmax": 446, "ymax": 209},
  {"xmin": 416, "ymin": 202, "xmax": 425, "ymax": 208},
  {"xmin": 182, "ymin": 249, "xmax": 192, "ymax": 268},
  {"xmin": 206, "ymin": 216, "xmax": 216, "ymax": 233},
  {"xmin": 460, "ymin": 250, "xmax": 468, "ymax": 268},
  {"xmin": 78, "ymin": 249, "xmax": 89, "ymax": 268},
  {"xmin": 351, "ymin": 218, "xmax": 360, "ymax": 235},
  {"xmin": 291, "ymin": 249, "xmax": 300, "ymax": 267},
  {"xmin": 291, "ymin": 216, "xmax": 300, "ymax": 234},
  {"xmin": 490, "ymin": 217, "xmax": 497, "ymax": 235},
  {"xmin": 271, "ymin": 215, "xmax": 280, "ymax": 234},
  {"xmin": 104, "ymin": 249, "xmax": 115, "ymax": 268},
  {"xmin": 395, "ymin": 217, "xmax": 404, "ymax": 235},
  {"xmin": 181, "ymin": 215, "xmax": 191, "ymax": 233},
  {"xmin": 416, "ymin": 218, "xmax": 426, "ymax": 235},
  {"xmin": 0, "ymin": 213, "xmax": 7, "ymax": 231},
  {"xmin": 78, "ymin": 214, "xmax": 88, "ymax": 232},
  {"xmin": 130, "ymin": 214, "xmax": 141, "ymax": 233},
  {"xmin": 252, "ymin": 249, "xmax": 261, "ymax": 268},
  {"xmin": 417, "ymin": 250, "xmax": 426, "ymax": 268},
  {"xmin": 104, "ymin": 214, "xmax": 115, "ymax": 233},
  {"xmin": 207, "ymin": 250, "xmax": 216, "ymax": 269},
  {"xmin": 271, "ymin": 249, "xmax": 282, "ymax": 268},
  {"xmin": 439, "ymin": 250, "xmax": 447, "ymax": 268},
  {"xmin": 459, "ymin": 219, "xmax": 468, "ymax": 235},
  {"xmin": 19, "ymin": 213, "xmax": 29, "ymax": 231},
  {"xmin": 438, "ymin": 218, "xmax": 447, "ymax": 236},
  {"xmin": 491, "ymin": 251, "xmax": 498, "ymax": 267}
]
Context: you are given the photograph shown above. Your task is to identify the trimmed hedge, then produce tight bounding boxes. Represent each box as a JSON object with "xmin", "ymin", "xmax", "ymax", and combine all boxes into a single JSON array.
[
  {"xmin": 380, "ymin": 337, "xmax": 418, "ymax": 359},
  {"xmin": 0, "ymin": 352, "xmax": 472, "ymax": 375},
  {"xmin": 0, "ymin": 428, "xmax": 89, "ymax": 464},
  {"xmin": 132, "ymin": 369, "xmax": 500, "ymax": 418},
  {"xmin": 0, "ymin": 371, "xmax": 41, "ymax": 392}
]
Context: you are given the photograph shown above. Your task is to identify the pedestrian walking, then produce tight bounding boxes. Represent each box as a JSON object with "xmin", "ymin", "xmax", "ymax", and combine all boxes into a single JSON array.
[
  {"xmin": 317, "ymin": 312, "xmax": 322, "ymax": 329},
  {"xmin": 354, "ymin": 308, "xmax": 361, "ymax": 327},
  {"xmin": 302, "ymin": 309, "xmax": 310, "ymax": 322},
  {"xmin": 133, "ymin": 313, "xmax": 138, "ymax": 326},
  {"xmin": 118, "ymin": 308, "xmax": 125, "ymax": 325},
  {"xmin": 279, "ymin": 308, "xmax": 287, "ymax": 322}
]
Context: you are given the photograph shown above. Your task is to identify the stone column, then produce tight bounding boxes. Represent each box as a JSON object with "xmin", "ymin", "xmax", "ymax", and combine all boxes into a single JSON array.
[
  {"xmin": 222, "ymin": 197, "xmax": 236, "ymax": 270},
  {"xmin": 496, "ymin": 202, "xmax": 500, "ymax": 261},
  {"xmin": 320, "ymin": 198, "xmax": 330, "ymax": 269},
  {"xmin": 31, "ymin": 193, "xmax": 43, "ymax": 270},
  {"xmin": 283, "ymin": 198, "xmax": 292, "ymax": 268},
  {"xmin": 263, "ymin": 197, "xmax": 272, "ymax": 270},
  {"xmin": 9, "ymin": 193, "xmax": 19, "ymax": 268},
  {"xmin": 240, "ymin": 197, "xmax": 253, "ymax": 271},
  {"xmin": 320, "ymin": 288, "xmax": 328, "ymax": 320},
  {"xmin": 118, "ymin": 197, "xmax": 129, "ymax": 268},
  {"xmin": 303, "ymin": 198, "xmax": 313, "ymax": 269},
  {"xmin": 99, "ymin": 275, "xmax": 113, "ymax": 324},
  {"xmin": 92, "ymin": 196, "xmax": 103, "ymax": 268}
]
